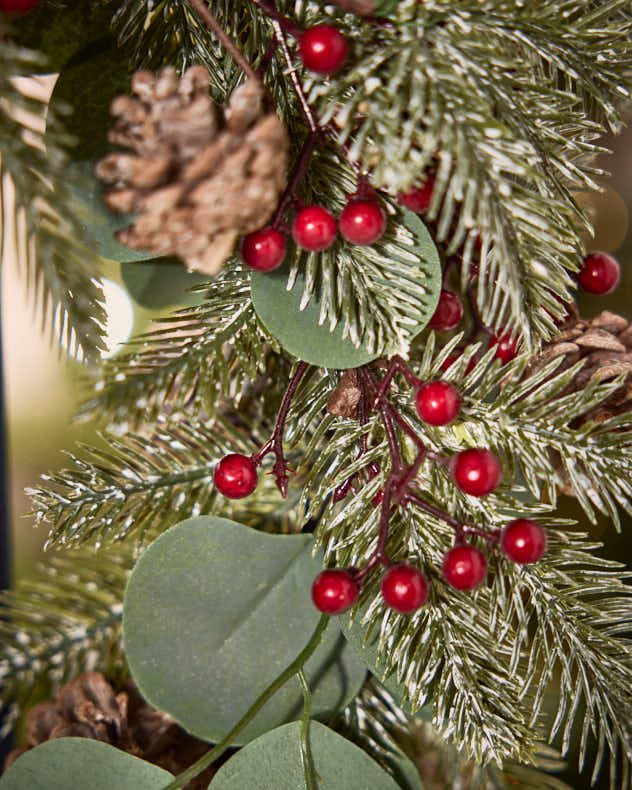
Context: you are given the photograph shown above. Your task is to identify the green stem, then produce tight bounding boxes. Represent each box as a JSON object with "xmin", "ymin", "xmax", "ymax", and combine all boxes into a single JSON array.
[
  {"xmin": 162, "ymin": 615, "xmax": 330, "ymax": 790},
  {"xmin": 297, "ymin": 669, "xmax": 317, "ymax": 790}
]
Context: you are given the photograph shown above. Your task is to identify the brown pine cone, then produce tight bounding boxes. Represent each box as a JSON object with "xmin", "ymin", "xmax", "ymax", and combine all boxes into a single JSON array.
[
  {"xmin": 3, "ymin": 673, "xmax": 221, "ymax": 789},
  {"xmin": 527, "ymin": 307, "xmax": 632, "ymax": 425},
  {"xmin": 96, "ymin": 67, "xmax": 288, "ymax": 276}
]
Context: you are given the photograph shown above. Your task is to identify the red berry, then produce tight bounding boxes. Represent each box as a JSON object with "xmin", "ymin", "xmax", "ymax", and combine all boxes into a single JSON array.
[
  {"xmin": 452, "ymin": 448, "xmax": 502, "ymax": 496},
  {"xmin": 415, "ymin": 380, "xmax": 461, "ymax": 426},
  {"xmin": 214, "ymin": 454, "xmax": 258, "ymax": 499},
  {"xmin": 443, "ymin": 545, "xmax": 487, "ymax": 590},
  {"xmin": 501, "ymin": 519, "xmax": 547, "ymax": 564},
  {"xmin": 300, "ymin": 25, "xmax": 349, "ymax": 74},
  {"xmin": 339, "ymin": 201, "xmax": 386, "ymax": 245},
  {"xmin": 312, "ymin": 569, "xmax": 358, "ymax": 614},
  {"xmin": 397, "ymin": 174, "xmax": 435, "ymax": 213},
  {"xmin": 440, "ymin": 354, "xmax": 478, "ymax": 376},
  {"xmin": 292, "ymin": 205, "xmax": 337, "ymax": 252},
  {"xmin": 241, "ymin": 227, "xmax": 286, "ymax": 272},
  {"xmin": 0, "ymin": 0, "xmax": 39, "ymax": 12},
  {"xmin": 489, "ymin": 332, "xmax": 519, "ymax": 364},
  {"xmin": 577, "ymin": 252, "xmax": 620, "ymax": 295},
  {"xmin": 381, "ymin": 564, "xmax": 429, "ymax": 613},
  {"xmin": 428, "ymin": 289, "xmax": 463, "ymax": 331}
]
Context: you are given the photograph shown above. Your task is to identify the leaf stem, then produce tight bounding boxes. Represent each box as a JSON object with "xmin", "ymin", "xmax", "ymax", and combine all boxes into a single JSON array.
[
  {"xmin": 297, "ymin": 669, "xmax": 318, "ymax": 790},
  {"xmin": 187, "ymin": 0, "xmax": 258, "ymax": 80},
  {"xmin": 161, "ymin": 614, "xmax": 330, "ymax": 790}
]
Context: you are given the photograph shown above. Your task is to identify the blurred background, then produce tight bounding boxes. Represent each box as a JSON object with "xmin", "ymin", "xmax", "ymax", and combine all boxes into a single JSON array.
[{"xmin": 3, "ymin": 90, "xmax": 632, "ymax": 786}]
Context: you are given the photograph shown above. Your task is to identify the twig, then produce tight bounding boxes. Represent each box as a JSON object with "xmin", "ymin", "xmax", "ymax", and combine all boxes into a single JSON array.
[
  {"xmin": 187, "ymin": 0, "xmax": 258, "ymax": 80},
  {"xmin": 272, "ymin": 132, "xmax": 320, "ymax": 229},
  {"xmin": 272, "ymin": 21, "xmax": 319, "ymax": 132},
  {"xmin": 252, "ymin": 362, "xmax": 310, "ymax": 496},
  {"xmin": 402, "ymin": 491, "xmax": 500, "ymax": 545}
]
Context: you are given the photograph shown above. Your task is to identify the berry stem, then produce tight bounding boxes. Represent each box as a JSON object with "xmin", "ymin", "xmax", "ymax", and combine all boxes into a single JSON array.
[
  {"xmin": 187, "ymin": 0, "xmax": 258, "ymax": 80},
  {"xmin": 402, "ymin": 491, "xmax": 500, "ymax": 546},
  {"xmin": 256, "ymin": 37, "xmax": 279, "ymax": 77},
  {"xmin": 162, "ymin": 615, "xmax": 329, "ymax": 790},
  {"xmin": 371, "ymin": 355, "xmax": 421, "ymax": 407},
  {"xmin": 252, "ymin": 361, "xmax": 309, "ymax": 496},
  {"xmin": 272, "ymin": 132, "xmax": 320, "ymax": 229}
]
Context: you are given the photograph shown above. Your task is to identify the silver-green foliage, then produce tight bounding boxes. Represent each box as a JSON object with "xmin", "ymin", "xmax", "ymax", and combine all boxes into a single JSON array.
[
  {"xmin": 80, "ymin": 262, "xmax": 273, "ymax": 425},
  {"xmin": 297, "ymin": 338, "xmax": 632, "ymax": 780},
  {"xmin": 0, "ymin": 550, "xmax": 130, "ymax": 735},
  {"xmin": 305, "ymin": 0, "xmax": 632, "ymax": 347},
  {"xmin": 0, "ymin": 26, "xmax": 105, "ymax": 360}
]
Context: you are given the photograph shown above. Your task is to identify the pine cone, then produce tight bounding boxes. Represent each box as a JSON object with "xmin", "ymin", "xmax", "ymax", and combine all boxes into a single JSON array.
[
  {"xmin": 96, "ymin": 67, "xmax": 288, "ymax": 276},
  {"xmin": 524, "ymin": 307, "xmax": 632, "ymax": 496},
  {"xmin": 528, "ymin": 307, "xmax": 632, "ymax": 425},
  {"xmin": 326, "ymin": 369, "xmax": 361, "ymax": 418},
  {"xmin": 3, "ymin": 673, "xmax": 220, "ymax": 789}
]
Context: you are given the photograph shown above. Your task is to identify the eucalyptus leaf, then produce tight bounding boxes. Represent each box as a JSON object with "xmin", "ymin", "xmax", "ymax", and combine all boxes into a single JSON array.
[
  {"xmin": 0, "ymin": 738, "xmax": 172, "ymax": 790},
  {"xmin": 123, "ymin": 517, "xmax": 366, "ymax": 744},
  {"xmin": 120, "ymin": 260, "xmax": 208, "ymax": 308},
  {"xmin": 250, "ymin": 208, "xmax": 441, "ymax": 367},
  {"xmin": 209, "ymin": 721, "xmax": 402, "ymax": 790},
  {"xmin": 48, "ymin": 40, "xmax": 156, "ymax": 263}
]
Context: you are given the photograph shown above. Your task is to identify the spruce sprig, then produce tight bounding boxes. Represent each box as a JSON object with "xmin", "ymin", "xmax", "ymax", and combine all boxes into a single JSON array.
[{"xmin": 0, "ymin": 27, "xmax": 106, "ymax": 361}]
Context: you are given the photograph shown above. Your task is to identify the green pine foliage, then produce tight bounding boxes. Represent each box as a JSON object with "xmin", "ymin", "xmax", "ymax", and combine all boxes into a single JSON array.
[
  {"xmin": 0, "ymin": 22, "xmax": 106, "ymax": 361},
  {"xmin": 0, "ymin": 550, "xmax": 130, "ymax": 735},
  {"xmin": 4, "ymin": 1, "xmax": 632, "ymax": 788}
]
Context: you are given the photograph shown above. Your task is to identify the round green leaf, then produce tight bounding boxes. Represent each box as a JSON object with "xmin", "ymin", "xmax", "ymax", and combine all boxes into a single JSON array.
[
  {"xmin": 250, "ymin": 209, "xmax": 441, "ymax": 368},
  {"xmin": 123, "ymin": 517, "xmax": 366, "ymax": 744},
  {"xmin": 209, "ymin": 721, "xmax": 402, "ymax": 790},
  {"xmin": 0, "ymin": 738, "xmax": 172, "ymax": 790},
  {"xmin": 48, "ymin": 41, "xmax": 156, "ymax": 263},
  {"xmin": 120, "ymin": 260, "xmax": 208, "ymax": 309}
]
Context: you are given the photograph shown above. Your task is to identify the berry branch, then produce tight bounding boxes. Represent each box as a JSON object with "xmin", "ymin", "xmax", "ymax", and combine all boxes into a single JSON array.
[
  {"xmin": 313, "ymin": 355, "xmax": 547, "ymax": 614},
  {"xmin": 215, "ymin": 363, "xmax": 309, "ymax": 499}
]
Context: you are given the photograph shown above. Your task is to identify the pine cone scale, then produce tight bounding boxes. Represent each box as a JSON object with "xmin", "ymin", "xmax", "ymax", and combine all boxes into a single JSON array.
[{"xmin": 97, "ymin": 67, "xmax": 288, "ymax": 276}]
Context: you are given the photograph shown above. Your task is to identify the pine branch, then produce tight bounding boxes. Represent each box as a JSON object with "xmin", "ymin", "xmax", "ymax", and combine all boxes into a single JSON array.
[
  {"xmin": 80, "ymin": 262, "xmax": 273, "ymax": 425},
  {"xmin": 291, "ymin": 337, "xmax": 632, "ymax": 772},
  {"xmin": 499, "ymin": 531, "xmax": 632, "ymax": 788},
  {"xmin": 0, "ymin": 549, "xmax": 130, "ymax": 734},
  {"xmin": 283, "ymin": 149, "xmax": 442, "ymax": 356},
  {"xmin": 27, "ymin": 408, "xmax": 309, "ymax": 550},
  {"xmin": 305, "ymin": 0, "xmax": 632, "ymax": 346},
  {"xmin": 0, "ymin": 27, "xmax": 106, "ymax": 360}
]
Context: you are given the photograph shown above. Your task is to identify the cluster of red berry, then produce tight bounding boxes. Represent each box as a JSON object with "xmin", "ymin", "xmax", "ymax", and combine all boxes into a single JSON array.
[
  {"xmin": 241, "ymin": 199, "xmax": 387, "ymax": 273},
  {"xmin": 213, "ymin": 369, "xmax": 547, "ymax": 617},
  {"xmin": 311, "ymin": 517, "xmax": 547, "ymax": 616}
]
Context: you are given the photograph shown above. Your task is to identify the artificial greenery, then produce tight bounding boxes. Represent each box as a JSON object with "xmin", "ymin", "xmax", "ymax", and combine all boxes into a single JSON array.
[{"xmin": 2, "ymin": 1, "xmax": 632, "ymax": 789}]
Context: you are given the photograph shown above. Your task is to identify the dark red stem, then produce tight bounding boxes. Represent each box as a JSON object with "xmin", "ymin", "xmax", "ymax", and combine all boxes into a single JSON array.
[
  {"xmin": 251, "ymin": 362, "xmax": 309, "ymax": 496},
  {"xmin": 272, "ymin": 132, "xmax": 320, "ymax": 229},
  {"xmin": 402, "ymin": 491, "xmax": 500, "ymax": 546}
]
